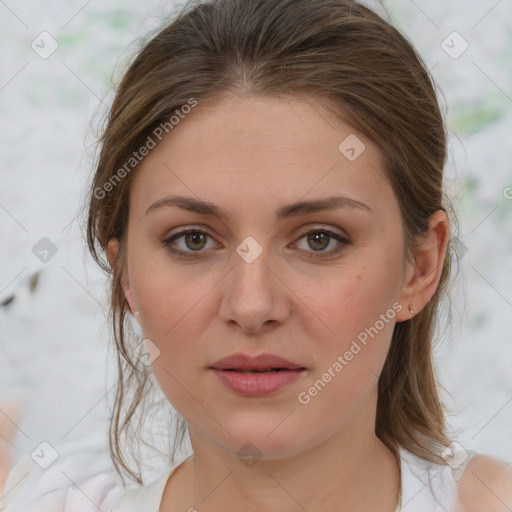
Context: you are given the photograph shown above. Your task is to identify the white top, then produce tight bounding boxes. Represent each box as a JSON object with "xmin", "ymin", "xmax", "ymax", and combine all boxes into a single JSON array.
[{"xmin": 1, "ymin": 443, "xmax": 474, "ymax": 511}]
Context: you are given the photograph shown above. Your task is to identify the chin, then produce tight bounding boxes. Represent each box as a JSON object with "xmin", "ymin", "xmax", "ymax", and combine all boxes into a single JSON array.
[{"xmin": 210, "ymin": 420, "xmax": 312, "ymax": 462}]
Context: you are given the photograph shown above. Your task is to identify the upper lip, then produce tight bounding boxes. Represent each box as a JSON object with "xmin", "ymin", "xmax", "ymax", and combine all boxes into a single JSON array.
[{"xmin": 209, "ymin": 353, "xmax": 306, "ymax": 371}]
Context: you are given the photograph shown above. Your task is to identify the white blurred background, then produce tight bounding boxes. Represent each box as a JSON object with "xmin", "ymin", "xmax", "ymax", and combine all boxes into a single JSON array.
[{"xmin": 0, "ymin": 0, "xmax": 511, "ymax": 490}]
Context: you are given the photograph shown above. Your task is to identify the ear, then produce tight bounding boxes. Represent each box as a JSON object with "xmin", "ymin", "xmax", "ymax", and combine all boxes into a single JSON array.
[
  {"xmin": 395, "ymin": 210, "xmax": 450, "ymax": 322},
  {"xmin": 107, "ymin": 238, "xmax": 139, "ymax": 319}
]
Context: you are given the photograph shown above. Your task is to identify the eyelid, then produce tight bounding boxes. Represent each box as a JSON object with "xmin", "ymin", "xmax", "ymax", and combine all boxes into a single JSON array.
[
  {"xmin": 163, "ymin": 224, "xmax": 220, "ymax": 244},
  {"xmin": 164, "ymin": 223, "xmax": 348, "ymax": 241},
  {"xmin": 162, "ymin": 224, "xmax": 351, "ymax": 257},
  {"xmin": 293, "ymin": 224, "xmax": 349, "ymax": 241}
]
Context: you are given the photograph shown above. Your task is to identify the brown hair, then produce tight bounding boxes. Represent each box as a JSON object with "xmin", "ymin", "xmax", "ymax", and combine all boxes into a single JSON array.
[{"xmin": 84, "ymin": 0, "xmax": 460, "ymax": 492}]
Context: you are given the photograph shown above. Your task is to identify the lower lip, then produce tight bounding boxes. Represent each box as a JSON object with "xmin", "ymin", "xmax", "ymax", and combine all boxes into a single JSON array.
[{"xmin": 210, "ymin": 369, "xmax": 305, "ymax": 396}]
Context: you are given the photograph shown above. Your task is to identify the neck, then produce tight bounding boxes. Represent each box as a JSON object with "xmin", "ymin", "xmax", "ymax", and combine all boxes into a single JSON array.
[{"xmin": 162, "ymin": 390, "xmax": 400, "ymax": 512}]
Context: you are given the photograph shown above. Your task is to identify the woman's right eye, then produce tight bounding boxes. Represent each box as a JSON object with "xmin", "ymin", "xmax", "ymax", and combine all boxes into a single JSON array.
[{"xmin": 162, "ymin": 229, "xmax": 217, "ymax": 257}]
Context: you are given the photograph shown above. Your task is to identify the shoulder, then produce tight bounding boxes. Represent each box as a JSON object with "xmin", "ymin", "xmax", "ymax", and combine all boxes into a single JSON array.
[{"xmin": 456, "ymin": 454, "xmax": 512, "ymax": 512}]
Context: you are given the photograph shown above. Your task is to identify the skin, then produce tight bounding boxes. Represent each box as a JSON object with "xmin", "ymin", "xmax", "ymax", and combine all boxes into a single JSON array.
[
  {"xmin": 107, "ymin": 91, "xmax": 452, "ymax": 511},
  {"xmin": 456, "ymin": 456, "xmax": 512, "ymax": 512}
]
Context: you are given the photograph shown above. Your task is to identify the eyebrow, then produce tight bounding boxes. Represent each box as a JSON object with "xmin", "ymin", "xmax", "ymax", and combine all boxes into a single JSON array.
[{"xmin": 145, "ymin": 194, "xmax": 371, "ymax": 220}]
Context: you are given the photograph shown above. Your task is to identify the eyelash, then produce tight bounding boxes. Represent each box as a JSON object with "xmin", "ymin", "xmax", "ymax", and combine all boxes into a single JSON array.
[{"xmin": 161, "ymin": 227, "xmax": 351, "ymax": 259}]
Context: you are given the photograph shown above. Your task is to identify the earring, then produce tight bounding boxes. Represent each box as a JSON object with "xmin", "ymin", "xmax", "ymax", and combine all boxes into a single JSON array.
[
  {"xmin": 408, "ymin": 304, "xmax": 414, "ymax": 315},
  {"xmin": 134, "ymin": 310, "xmax": 140, "ymax": 316}
]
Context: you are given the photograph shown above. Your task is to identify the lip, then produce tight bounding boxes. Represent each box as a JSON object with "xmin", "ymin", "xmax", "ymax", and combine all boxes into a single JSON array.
[
  {"xmin": 209, "ymin": 353, "xmax": 307, "ymax": 396},
  {"xmin": 210, "ymin": 353, "xmax": 305, "ymax": 371}
]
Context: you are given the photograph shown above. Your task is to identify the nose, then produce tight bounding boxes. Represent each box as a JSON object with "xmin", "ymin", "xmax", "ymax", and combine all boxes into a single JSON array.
[{"xmin": 218, "ymin": 250, "xmax": 290, "ymax": 335}]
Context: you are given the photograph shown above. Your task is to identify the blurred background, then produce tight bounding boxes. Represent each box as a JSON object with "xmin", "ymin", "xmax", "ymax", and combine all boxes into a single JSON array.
[{"xmin": 0, "ymin": 0, "xmax": 511, "ymax": 493}]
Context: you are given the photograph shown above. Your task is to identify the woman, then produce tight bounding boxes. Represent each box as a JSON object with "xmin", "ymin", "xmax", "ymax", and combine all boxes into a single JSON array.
[{"xmin": 3, "ymin": 0, "xmax": 512, "ymax": 511}]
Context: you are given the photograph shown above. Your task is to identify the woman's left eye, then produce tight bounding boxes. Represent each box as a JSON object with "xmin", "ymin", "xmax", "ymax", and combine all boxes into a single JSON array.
[
  {"xmin": 162, "ymin": 228, "xmax": 350, "ymax": 258},
  {"xmin": 293, "ymin": 229, "xmax": 350, "ymax": 257}
]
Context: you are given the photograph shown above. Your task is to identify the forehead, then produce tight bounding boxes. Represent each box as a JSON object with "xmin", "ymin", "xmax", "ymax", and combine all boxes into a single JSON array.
[{"xmin": 130, "ymin": 93, "xmax": 395, "ymax": 221}]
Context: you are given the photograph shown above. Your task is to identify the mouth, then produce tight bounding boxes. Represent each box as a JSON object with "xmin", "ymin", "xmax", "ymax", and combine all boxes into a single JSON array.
[
  {"xmin": 208, "ymin": 353, "xmax": 307, "ymax": 396},
  {"xmin": 209, "ymin": 353, "xmax": 306, "ymax": 372}
]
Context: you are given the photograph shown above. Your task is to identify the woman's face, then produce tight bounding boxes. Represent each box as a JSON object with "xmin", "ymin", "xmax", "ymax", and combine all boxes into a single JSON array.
[{"xmin": 115, "ymin": 93, "xmax": 416, "ymax": 460}]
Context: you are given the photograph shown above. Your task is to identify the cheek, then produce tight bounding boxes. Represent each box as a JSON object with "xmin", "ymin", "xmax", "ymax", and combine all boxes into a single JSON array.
[
  {"xmin": 304, "ymin": 256, "xmax": 402, "ymax": 347},
  {"xmin": 134, "ymin": 269, "xmax": 214, "ymax": 344},
  {"xmin": 131, "ymin": 264, "xmax": 216, "ymax": 418},
  {"xmin": 289, "ymin": 269, "xmax": 401, "ymax": 451},
  {"xmin": 127, "ymin": 229, "xmax": 215, "ymax": 334},
  {"xmin": 296, "ymin": 252, "xmax": 403, "ymax": 407}
]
